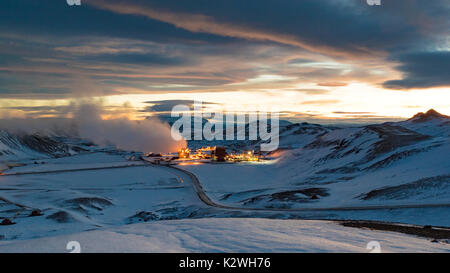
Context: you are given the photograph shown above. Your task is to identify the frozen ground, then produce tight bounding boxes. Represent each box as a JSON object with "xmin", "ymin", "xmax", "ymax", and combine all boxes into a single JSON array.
[
  {"xmin": 180, "ymin": 123, "xmax": 450, "ymax": 213},
  {"xmin": 1, "ymin": 112, "xmax": 449, "ymax": 252},
  {"xmin": 0, "ymin": 218, "xmax": 448, "ymax": 253},
  {"xmin": 180, "ymin": 111, "xmax": 450, "ymax": 219},
  {"xmin": 181, "ymin": 162, "xmax": 450, "ymax": 227},
  {"xmin": 0, "ymin": 153, "xmax": 210, "ymax": 241},
  {"xmin": 2, "ymin": 152, "xmax": 145, "ymax": 174}
]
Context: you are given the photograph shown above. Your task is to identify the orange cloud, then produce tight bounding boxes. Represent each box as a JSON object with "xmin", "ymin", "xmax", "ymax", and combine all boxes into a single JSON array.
[{"xmin": 317, "ymin": 82, "xmax": 348, "ymax": 87}]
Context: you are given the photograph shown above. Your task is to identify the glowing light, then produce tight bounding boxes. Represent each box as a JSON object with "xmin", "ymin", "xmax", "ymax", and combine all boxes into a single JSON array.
[
  {"xmin": 177, "ymin": 147, "xmax": 261, "ymax": 163},
  {"xmin": 178, "ymin": 162, "xmax": 203, "ymax": 166}
]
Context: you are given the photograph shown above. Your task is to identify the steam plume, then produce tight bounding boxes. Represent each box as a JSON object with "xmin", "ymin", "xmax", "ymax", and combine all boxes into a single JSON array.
[{"xmin": 0, "ymin": 102, "xmax": 186, "ymax": 153}]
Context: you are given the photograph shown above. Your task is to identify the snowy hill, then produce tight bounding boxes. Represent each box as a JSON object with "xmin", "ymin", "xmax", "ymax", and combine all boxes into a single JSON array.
[
  {"xmin": 185, "ymin": 119, "xmax": 297, "ymax": 150},
  {"xmin": 0, "ymin": 130, "xmax": 73, "ymax": 167},
  {"xmin": 1, "ymin": 111, "xmax": 449, "ymax": 250},
  {"xmin": 261, "ymin": 122, "xmax": 334, "ymax": 150},
  {"xmin": 185, "ymin": 119, "xmax": 332, "ymax": 151},
  {"xmin": 182, "ymin": 110, "xmax": 450, "ymax": 210},
  {"xmin": 397, "ymin": 109, "xmax": 450, "ymax": 137}
]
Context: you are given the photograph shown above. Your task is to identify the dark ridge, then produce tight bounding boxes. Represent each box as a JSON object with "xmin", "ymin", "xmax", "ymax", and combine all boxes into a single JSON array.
[
  {"xmin": 340, "ymin": 220, "xmax": 450, "ymax": 240},
  {"xmin": 361, "ymin": 124, "xmax": 431, "ymax": 163},
  {"xmin": 365, "ymin": 144, "xmax": 442, "ymax": 171},
  {"xmin": 240, "ymin": 188, "xmax": 330, "ymax": 205},
  {"xmin": 19, "ymin": 134, "xmax": 70, "ymax": 157},
  {"xmin": 46, "ymin": 211, "xmax": 76, "ymax": 223},
  {"xmin": 359, "ymin": 175, "xmax": 450, "ymax": 201}
]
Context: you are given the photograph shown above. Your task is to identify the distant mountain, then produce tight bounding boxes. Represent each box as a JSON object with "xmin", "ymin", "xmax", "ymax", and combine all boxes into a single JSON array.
[
  {"xmin": 272, "ymin": 109, "xmax": 450, "ymax": 206},
  {"xmin": 408, "ymin": 109, "xmax": 450, "ymax": 123},
  {"xmin": 158, "ymin": 114, "xmax": 300, "ymax": 150},
  {"xmin": 162, "ymin": 109, "xmax": 450, "ymax": 154},
  {"xmin": 214, "ymin": 110, "xmax": 450, "ymax": 209},
  {"xmin": 155, "ymin": 115, "xmax": 209, "ymax": 128},
  {"xmin": 397, "ymin": 109, "xmax": 450, "ymax": 137},
  {"xmin": 256, "ymin": 122, "xmax": 336, "ymax": 150}
]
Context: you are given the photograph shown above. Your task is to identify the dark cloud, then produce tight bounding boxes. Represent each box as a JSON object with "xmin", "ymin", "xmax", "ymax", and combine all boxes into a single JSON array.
[
  {"xmin": 0, "ymin": 105, "xmax": 72, "ymax": 117},
  {"xmin": 0, "ymin": 0, "xmax": 232, "ymax": 44},
  {"xmin": 383, "ymin": 51, "xmax": 450, "ymax": 89},
  {"xmin": 88, "ymin": 0, "xmax": 448, "ymax": 55},
  {"xmin": 79, "ymin": 52, "xmax": 189, "ymax": 66},
  {"xmin": 143, "ymin": 100, "xmax": 218, "ymax": 113},
  {"xmin": 3, "ymin": 0, "xmax": 440, "ymax": 56},
  {"xmin": 0, "ymin": 54, "xmax": 24, "ymax": 65},
  {"xmin": 0, "ymin": 0, "xmax": 449, "ymax": 97}
]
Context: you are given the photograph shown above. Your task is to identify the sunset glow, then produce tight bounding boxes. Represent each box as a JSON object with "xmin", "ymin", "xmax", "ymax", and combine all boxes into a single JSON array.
[{"xmin": 0, "ymin": 1, "xmax": 449, "ymax": 124}]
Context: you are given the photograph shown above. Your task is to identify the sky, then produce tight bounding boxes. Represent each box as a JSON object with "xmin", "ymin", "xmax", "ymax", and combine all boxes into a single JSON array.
[{"xmin": 1, "ymin": 0, "xmax": 449, "ymax": 124}]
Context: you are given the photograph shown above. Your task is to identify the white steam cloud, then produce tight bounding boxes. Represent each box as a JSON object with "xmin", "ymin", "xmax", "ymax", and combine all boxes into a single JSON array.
[
  {"xmin": 74, "ymin": 103, "xmax": 185, "ymax": 153},
  {"xmin": 0, "ymin": 102, "xmax": 186, "ymax": 153}
]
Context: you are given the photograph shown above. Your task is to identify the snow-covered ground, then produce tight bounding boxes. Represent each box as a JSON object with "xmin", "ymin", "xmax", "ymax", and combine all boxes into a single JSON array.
[
  {"xmin": 0, "ymin": 153, "xmax": 209, "ymax": 241},
  {"xmin": 181, "ymin": 152, "xmax": 450, "ymax": 208},
  {"xmin": 2, "ymin": 152, "xmax": 145, "ymax": 174},
  {"xmin": 177, "ymin": 111, "xmax": 450, "ymax": 227},
  {"xmin": 2, "ymin": 151, "xmax": 448, "ymax": 251},
  {"xmin": 180, "ymin": 162, "xmax": 450, "ymax": 226},
  {"xmin": 180, "ymin": 112, "xmax": 450, "ymax": 220},
  {"xmin": 1, "ymin": 110, "xmax": 449, "ymax": 252},
  {"xmin": 0, "ymin": 218, "xmax": 448, "ymax": 253}
]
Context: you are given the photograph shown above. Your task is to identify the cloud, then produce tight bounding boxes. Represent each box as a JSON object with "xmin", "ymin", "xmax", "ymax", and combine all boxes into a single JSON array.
[
  {"xmin": 383, "ymin": 51, "xmax": 450, "ymax": 89},
  {"xmin": 88, "ymin": 0, "xmax": 449, "ymax": 55},
  {"xmin": 89, "ymin": 0, "xmax": 322, "ymax": 53},
  {"xmin": 74, "ymin": 103, "xmax": 185, "ymax": 153},
  {"xmin": 0, "ymin": 0, "xmax": 228, "ymax": 44},
  {"xmin": 291, "ymin": 89, "xmax": 331, "ymax": 95},
  {"xmin": 333, "ymin": 111, "xmax": 374, "ymax": 114},
  {"xmin": 80, "ymin": 52, "xmax": 188, "ymax": 66},
  {"xmin": 1, "ymin": 0, "xmax": 449, "ymax": 98},
  {"xmin": 89, "ymin": 0, "xmax": 402, "ymax": 57},
  {"xmin": 0, "ymin": 102, "xmax": 186, "ymax": 153},
  {"xmin": 317, "ymin": 82, "xmax": 348, "ymax": 87},
  {"xmin": 301, "ymin": 100, "xmax": 340, "ymax": 105},
  {"xmin": 143, "ymin": 100, "xmax": 218, "ymax": 113}
]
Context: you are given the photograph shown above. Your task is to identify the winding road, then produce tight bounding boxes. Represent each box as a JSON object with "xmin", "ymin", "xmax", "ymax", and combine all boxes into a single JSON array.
[
  {"xmin": 2, "ymin": 160, "xmax": 450, "ymax": 213},
  {"xmin": 2, "ymin": 159, "xmax": 449, "ymax": 243},
  {"xmin": 165, "ymin": 164, "xmax": 450, "ymax": 212}
]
